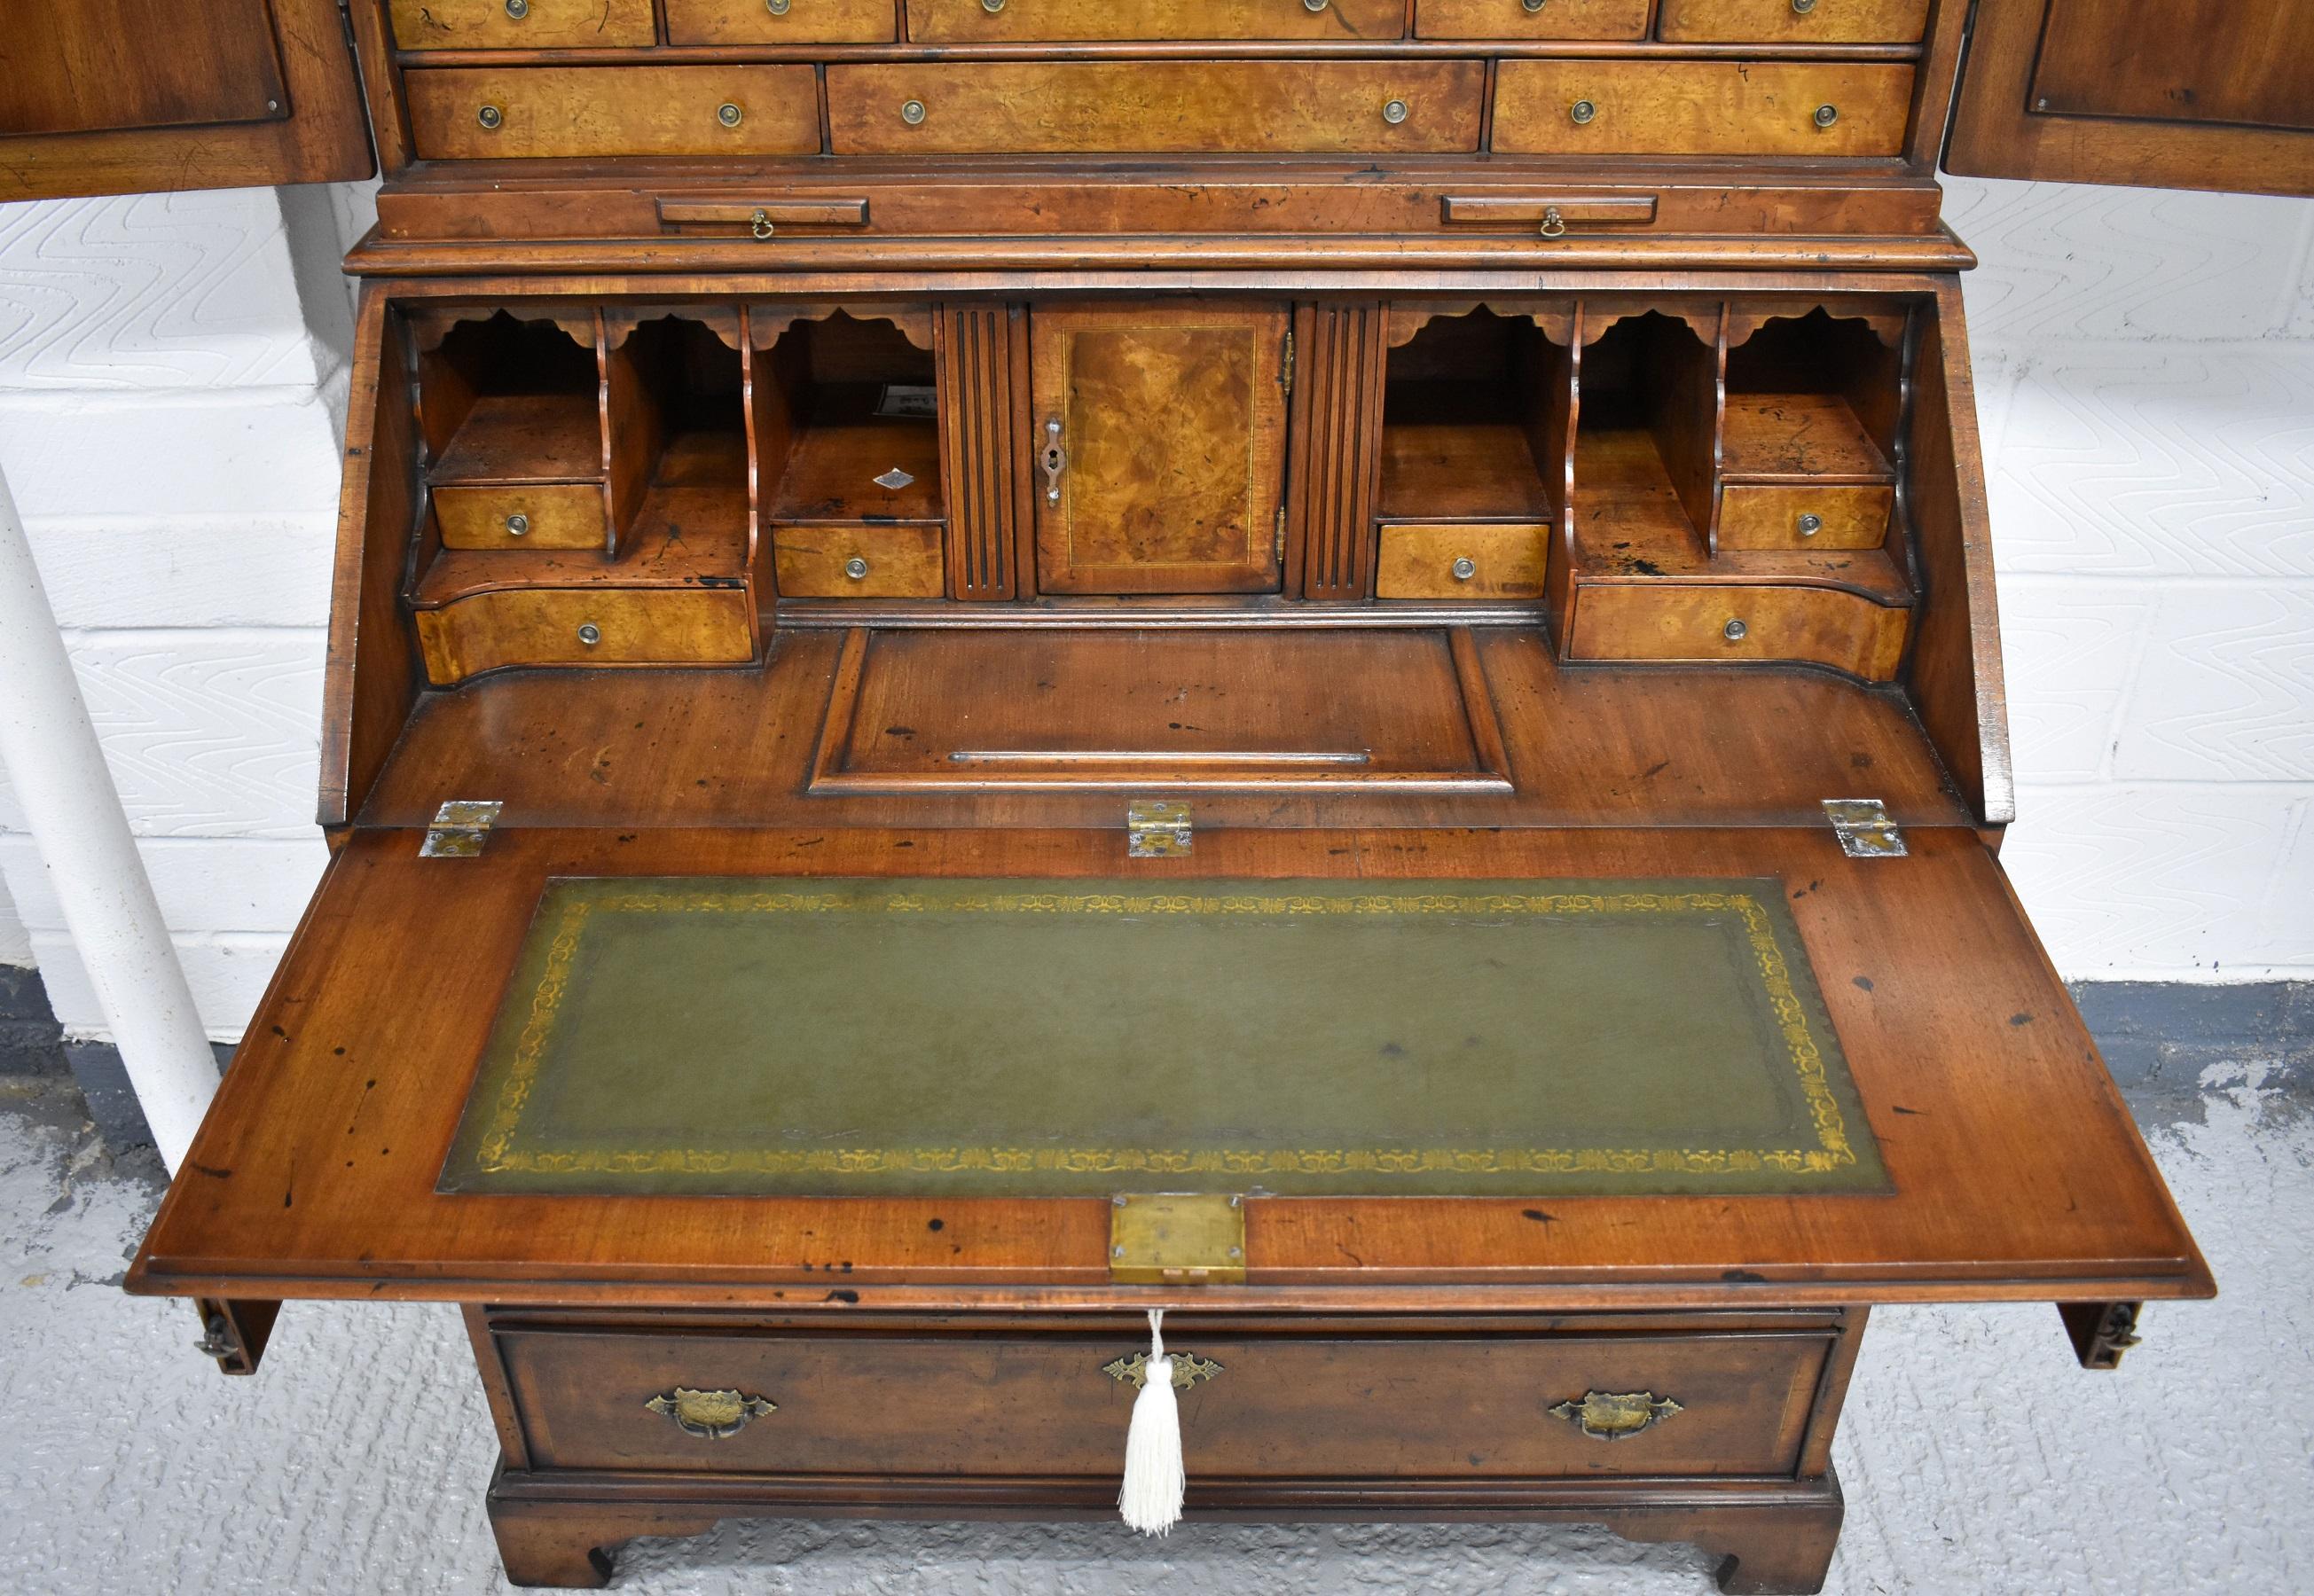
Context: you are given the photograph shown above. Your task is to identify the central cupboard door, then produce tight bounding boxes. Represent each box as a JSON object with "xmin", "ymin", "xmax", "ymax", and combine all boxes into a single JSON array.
[{"xmin": 1031, "ymin": 301, "xmax": 1290, "ymax": 595}]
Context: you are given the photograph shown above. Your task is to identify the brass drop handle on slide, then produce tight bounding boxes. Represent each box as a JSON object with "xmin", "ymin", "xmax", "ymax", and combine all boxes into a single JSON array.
[{"xmin": 1042, "ymin": 417, "xmax": 1068, "ymax": 504}]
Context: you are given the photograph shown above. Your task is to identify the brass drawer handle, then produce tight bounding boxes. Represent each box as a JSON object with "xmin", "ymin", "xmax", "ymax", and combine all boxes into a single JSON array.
[
  {"xmin": 1539, "ymin": 205, "xmax": 1565, "ymax": 238},
  {"xmin": 1522, "ymin": 0, "xmax": 1546, "ymax": 11},
  {"xmin": 900, "ymin": 98, "xmax": 928, "ymax": 126},
  {"xmin": 1102, "ymin": 1350, "xmax": 1224, "ymax": 1390},
  {"xmin": 476, "ymin": 104, "xmax": 504, "ymax": 131},
  {"xmin": 1382, "ymin": 98, "xmax": 1409, "ymax": 125},
  {"xmin": 1814, "ymin": 103, "xmax": 1839, "ymax": 129},
  {"xmin": 1791, "ymin": 0, "xmax": 1817, "ymax": 11},
  {"xmin": 718, "ymin": 102, "xmax": 745, "ymax": 128},
  {"xmin": 1723, "ymin": 617, "xmax": 1748, "ymax": 642},
  {"xmin": 1041, "ymin": 416, "xmax": 1067, "ymax": 504},
  {"xmin": 504, "ymin": 0, "xmax": 529, "ymax": 15},
  {"xmin": 1306, "ymin": 0, "xmax": 1331, "ymax": 10},
  {"xmin": 1569, "ymin": 98, "xmax": 1597, "ymax": 125},
  {"xmin": 1796, "ymin": 512, "xmax": 1823, "ymax": 538},
  {"xmin": 843, "ymin": 556, "xmax": 871, "ymax": 581},
  {"xmin": 1451, "ymin": 556, "xmax": 1478, "ymax": 582},
  {"xmin": 1549, "ymin": 1390, "xmax": 1683, "ymax": 1441},
  {"xmin": 768, "ymin": 0, "xmax": 792, "ymax": 12},
  {"xmin": 504, "ymin": 512, "xmax": 529, "ymax": 537},
  {"xmin": 577, "ymin": 622, "xmax": 602, "ymax": 647},
  {"xmin": 647, "ymin": 1387, "xmax": 777, "ymax": 1440}
]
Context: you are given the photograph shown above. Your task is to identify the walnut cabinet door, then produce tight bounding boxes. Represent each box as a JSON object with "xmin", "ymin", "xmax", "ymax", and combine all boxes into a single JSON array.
[{"xmin": 1030, "ymin": 301, "xmax": 1291, "ymax": 595}]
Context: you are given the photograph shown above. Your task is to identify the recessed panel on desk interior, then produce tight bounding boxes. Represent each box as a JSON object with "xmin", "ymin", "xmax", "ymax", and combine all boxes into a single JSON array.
[{"xmin": 441, "ymin": 875, "xmax": 1885, "ymax": 1198}]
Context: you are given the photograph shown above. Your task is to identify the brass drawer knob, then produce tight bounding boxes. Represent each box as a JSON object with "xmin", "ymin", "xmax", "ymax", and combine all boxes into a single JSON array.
[
  {"xmin": 1550, "ymin": 1390, "xmax": 1683, "ymax": 1441},
  {"xmin": 476, "ymin": 104, "xmax": 504, "ymax": 131},
  {"xmin": 1722, "ymin": 618, "xmax": 1748, "ymax": 642},
  {"xmin": 1451, "ymin": 556, "xmax": 1478, "ymax": 582},
  {"xmin": 504, "ymin": 0, "xmax": 529, "ymax": 15},
  {"xmin": 1382, "ymin": 98, "xmax": 1409, "ymax": 125},
  {"xmin": 1305, "ymin": 0, "xmax": 1330, "ymax": 11},
  {"xmin": 1522, "ymin": 0, "xmax": 1546, "ymax": 11},
  {"xmin": 647, "ymin": 1387, "xmax": 776, "ymax": 1440},
  {"xmin": 1102, "ymin": 1350, "xmax": 1224, "ymax": 1390},
  {"xmin": 983, "ymin": 0, "xmax": 1006, "ymax": 10},
  {"xmin": 844, "ymin": 556, "xmax": 871, "ymax": 581},
  {"xmin": 577, "ymin": 622, "xmax": 602, "ymax": 646},
  {"xmin": 1569, "ymin": 98, "xmax": 1597, "ymax": 125},
  {"xmin": 1814, "ymin": 103, "xmax": 1839, "ymax": 128},
  {"xmin": 768, "ymin": 0, "xmax": 792, "ymax": 12},
  {"xmin": 718, "ymin": 102, "xmax": 745, "ymax": 128},
  {"xmin": 1791, "ymin": 0, "xmax": 1817, "ymax": 11},
  {"xmin": 504, "ymin": 512, "xmax": 529, "ymax": 536},
  {"xmin": 1796, "ymin": 512, "xmax": 1823, "ymax": 538},
  {"xmin": 900, "ymin": 98, "xmax": 928, "ymax": 126}
]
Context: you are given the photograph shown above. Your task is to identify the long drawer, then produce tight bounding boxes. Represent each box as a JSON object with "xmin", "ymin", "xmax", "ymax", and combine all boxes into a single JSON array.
[
  {"xmin": 1493, "ymin": 61, "xmax": 1915, "ymax": 156},
  {"xmin": 910, "ymin": 0, "xmax": 1406, "ymax": 41},
  {"xmin": 497, "ymin": 1323, "xmax": 1832, "ymax": 1477},
  {"xmin": 405, "ymin": 66, "xmax": 824, "ymax": 160},
  {"xmin": 827, "ymin": 61, "xmax": 1486, "ymax": 153},
  {"xmin": 413, "ymin": 588, "xmax": 755, "ymax": 684}
]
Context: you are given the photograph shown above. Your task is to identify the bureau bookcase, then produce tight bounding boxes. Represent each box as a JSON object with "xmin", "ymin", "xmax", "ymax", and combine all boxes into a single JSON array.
[{"xmin": 9, "ymin": 0, "xmax": 2308, "ymax": 1589}]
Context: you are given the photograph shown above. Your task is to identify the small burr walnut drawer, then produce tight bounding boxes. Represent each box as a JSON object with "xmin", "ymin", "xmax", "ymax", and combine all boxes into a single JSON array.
[
  {"xmin": 389, "ymin": 0, "xmax": 658, "ymax": 49},
  {"xmin": 826, "ymin": 62, "xmax": 1486, "ymax": 153},
  {"xmin": 433, "ymin": 484, "xmax": 608, "ymax": 552},
  {"xmin": 1655, "ymin": 0, "xmax": 1931, "ymax": 43},
  {"xmin": 1716, "ymin": 485, "xmax": 1894, "ymax": 552},
  {"xmin": 667, "ymin": 0, "xmax": 896, "ymax": 44},
  {"xmin": 487, "ymin": 1318, "xmax": 1838, "ymax": 1479},
  {"xmin": 404, "ymin": 66, "xmax": 824, "ymax": 160},
  {"xmin": 908, "ymin": 0, "xmax": 1406, "ymax": 42},
  {"xmin": 1569, "ymin": 583, "xmax": 1909, "ymax": 681},
  {"xmin": 1375, "ymin": 523, "xmax": 1551, "ymax": 599},
  {"xmin": 413, "ymin": 588, "xmax": 754, "ymax": 684},
  {"xmin": 1414, "ymin": 0, "xmax": 1648, "ymax": 39},
  {"xmin": 1491, "ymin": 61, "xmax": 1914, "ymax": 156},
  {"xmin": 772, "ymin": 524, "xmax": 946, "ymax": 598}
]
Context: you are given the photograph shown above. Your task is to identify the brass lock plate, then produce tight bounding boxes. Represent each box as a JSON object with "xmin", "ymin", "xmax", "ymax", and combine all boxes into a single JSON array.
[{"xmin": 1109, "ymin": 1193, "xmax": 1246, "ymax": 1284}]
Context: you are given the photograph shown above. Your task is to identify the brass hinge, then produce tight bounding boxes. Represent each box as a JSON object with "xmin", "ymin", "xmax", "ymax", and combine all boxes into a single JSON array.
[
  {"xmin": 421, "ymin": 799, "xmax": 503, "ymax": 857},
  {"xmin": 1280, "ymin": 327, "xmax": 1294, "ymax": 394},
  {"xmin": 1824, "ymin": 798, "xmax": 1905, "ymax": 858},
  {"xmin": 1274, "ymin": 503, "xmax": 1288, "ymax": 564},
  {"xmin": 1126, "ymin": 799, "xmax": 1191, "ymax": 857},
  {"xmin": 1110, "ymin": 1193, "xmax": 1246, "ymax": 1285}
]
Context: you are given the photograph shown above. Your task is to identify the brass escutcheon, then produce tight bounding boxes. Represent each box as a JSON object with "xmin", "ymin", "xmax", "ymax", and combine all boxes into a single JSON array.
[
  {"xmin": 1102, "ymin": 1351, "xmax": 1225, "ymax": 1390},
  {"xmin": 647, "ymin": 1387, "xmax": 777, "ymax": 1439},
  {"xmin": 1549, "ymin": 1390, "xmax": 1683, "ymax": 1441}
]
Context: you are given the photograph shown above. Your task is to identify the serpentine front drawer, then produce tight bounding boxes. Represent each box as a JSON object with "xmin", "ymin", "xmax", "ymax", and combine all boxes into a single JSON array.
[
  {"xmin": 413, "ymin": 588, "xmax": 754, "ymax": 684},
  {"xmin": 1569, "ymin": 583, "xmax": 1910, "ymax": 680},
  {"xmin": 827, "ymin": 61, "xmax": 1486, "ymax": 154},
  {"xmin": 404, "ymin": 66, "xmax": 824, "ymax": 160},
  {"xmin": 491, "ymin": 1320, "xmax": 1835, "ymax": 1477},
  {"xmin": 1492, "ymin": 61, "xmax": 1915, "ymax": 156}
]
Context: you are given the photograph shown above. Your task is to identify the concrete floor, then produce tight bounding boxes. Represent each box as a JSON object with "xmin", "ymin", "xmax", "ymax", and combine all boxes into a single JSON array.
[{"xmin": 2, "ymin": 1066, "xmax": 2306, "ymax": 1596}]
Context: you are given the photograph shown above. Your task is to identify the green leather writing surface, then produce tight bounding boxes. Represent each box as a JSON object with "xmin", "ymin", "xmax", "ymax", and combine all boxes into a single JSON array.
[{"xmin": 440, "ymin": 877, "xmax": 1885, "ymax": 1196}]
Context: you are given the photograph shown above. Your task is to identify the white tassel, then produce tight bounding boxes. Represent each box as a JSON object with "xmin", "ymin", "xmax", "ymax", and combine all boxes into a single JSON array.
[{"xmin": 1118, "ymin": 1307, "xmax": 1186, "ymax": 1537}]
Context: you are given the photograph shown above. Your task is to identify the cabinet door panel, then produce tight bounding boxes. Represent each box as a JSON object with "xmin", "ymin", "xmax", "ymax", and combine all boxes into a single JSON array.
[
  {"xmin": 0, "ymin": 0, "xmax": 373, "ymax": 200},
  {"xmin": 1031, "ymin": 302, "xmax": 1290, "ymax": 595},
  {"xmin": 1945, "ymin": 0, "xmax": 2314, "ymax": 195}
]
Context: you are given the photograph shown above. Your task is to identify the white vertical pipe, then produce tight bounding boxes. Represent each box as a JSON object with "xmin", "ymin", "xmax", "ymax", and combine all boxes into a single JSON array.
[{"xmin": 0, "ymin": 458, "xmax": 217, "ymax": 1172}]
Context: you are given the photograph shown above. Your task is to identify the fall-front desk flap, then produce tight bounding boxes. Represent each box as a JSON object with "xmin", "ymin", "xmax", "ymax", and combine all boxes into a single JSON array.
[{"xmin": 442, "ymin": 876, "xmax": 1884, "ymax": 1198}]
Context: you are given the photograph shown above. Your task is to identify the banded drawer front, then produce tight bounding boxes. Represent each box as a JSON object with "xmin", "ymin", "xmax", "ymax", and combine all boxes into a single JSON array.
[
  {"xmin": 1414, "ymin": 0, "xmax": 1648, "ymax": 40},
  {"xmin": 434, "ymin": 483, "xmax": 608, "ymax": 552},
  {"xmin": 908, "ymin": 0, "xmax": 1405, "ymax": 41},
  {"xmin": 773, "ymin": 523, "xmax": 946, "ymax": 598},
  {"xmin": 1716, "ymin": 485, "xmax": 1893, "ymax": 552},
  {"xmin": 1656, "ymin": 0, "xmax": 1931, "ymax": 43},
  {"xmin": 667, "ymin": 0, "xmax": 896, "ymax": 44},
  {"xmin": 1376, "ymin": 523, "xmax": 1552, "ymax": 599},
  {"xmin": 1570, "ymin": 583, "xmax": 1909, "ymax": 681},
  {"xmin": 413, "ymin": 588, "xmax": 754, "ymax": 684},
  {"xmin": 1492, "ymin": 62, "xmax": 1914, "ymax": 156},
  {"xmin": 828, "ymin": 61, "xmax": 1486, "ymax": 153},
  {"xmin": 405, "ymin": 66, "xmax": 824, "ymax": 160},
  {"xmin": 498, "ymin": 1326, "xmax": 1830, "ymax": 1477},
  {"xmin": 391, "ymin": 0, "xmax": 658, "ymax": 47}
]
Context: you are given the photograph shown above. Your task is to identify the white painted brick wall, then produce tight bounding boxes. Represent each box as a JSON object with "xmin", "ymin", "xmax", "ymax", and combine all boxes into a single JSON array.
[{"xmin": 0, "ymin": 177, "xmax": 2307, "ymax": 1041}]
